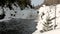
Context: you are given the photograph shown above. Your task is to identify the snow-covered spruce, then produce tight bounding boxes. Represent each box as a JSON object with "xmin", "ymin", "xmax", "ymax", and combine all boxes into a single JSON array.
[{"xmin": 33, "ymin": 4, "xmax": 60, "ymax": 34}]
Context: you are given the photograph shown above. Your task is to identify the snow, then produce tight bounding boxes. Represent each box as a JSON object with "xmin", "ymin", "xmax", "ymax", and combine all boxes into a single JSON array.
[
  {"xmin": 33, "ymin": 4, "xmax": 60, "ymax": 34},
  {"xmin": 38, "ymin": 4, "xmax": 60, "ymax": 30},
  {"xmin": 33, "ymin": 29, "xmax": 60, "ymax": 34},
  {"xmin": 42, "ymin": 29, "xmax": 60, "ymax": 34}
]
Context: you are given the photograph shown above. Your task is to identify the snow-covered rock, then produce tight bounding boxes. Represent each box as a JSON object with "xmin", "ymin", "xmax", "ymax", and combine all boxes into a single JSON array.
[
  {"xmin": 0, "ymin": 4, "xmax": 39, "ymax": 21},
  {"xmin": 16, "ymin": 8, "xmax": 38, "ymax": 19}
]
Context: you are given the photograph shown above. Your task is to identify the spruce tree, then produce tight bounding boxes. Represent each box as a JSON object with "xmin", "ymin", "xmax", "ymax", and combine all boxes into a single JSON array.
[{"xmin": 40, "ymin": 16, "xmax": 53, "ymax": 33}]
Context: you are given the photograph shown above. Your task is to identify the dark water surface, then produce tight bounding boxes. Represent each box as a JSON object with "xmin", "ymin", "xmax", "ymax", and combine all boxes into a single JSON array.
[{"xmin": 0, "ymin": 18, "xmax": 38, "ymax": 34}]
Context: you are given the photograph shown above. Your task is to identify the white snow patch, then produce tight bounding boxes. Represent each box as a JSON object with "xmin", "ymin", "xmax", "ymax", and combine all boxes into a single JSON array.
[{"xmin": 42, "ymin": 29, "xmax": 60, "ymax": 34}]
